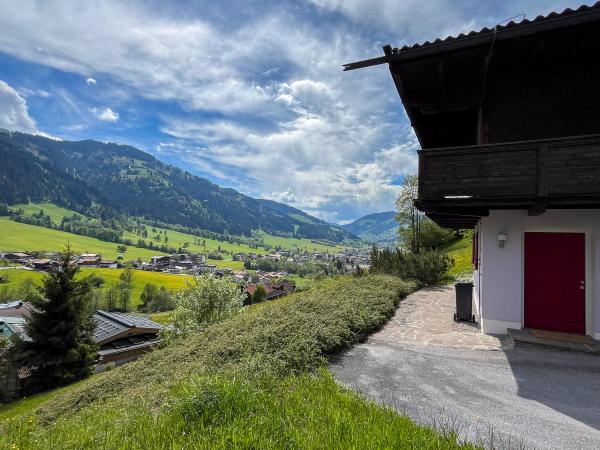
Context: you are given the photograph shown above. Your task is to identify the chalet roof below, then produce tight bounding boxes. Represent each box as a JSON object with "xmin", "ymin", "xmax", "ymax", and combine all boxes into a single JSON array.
[
  {"xmin": 93, "ymin": 310, "xmax": 161, "ymax": 344},
  {"xmin": 343, "ymin": 2, "xmax": 600, "ymax": 70},
  {"xmin": 0, "ymin": 301, "xmax": 33, "ymax": 318}
]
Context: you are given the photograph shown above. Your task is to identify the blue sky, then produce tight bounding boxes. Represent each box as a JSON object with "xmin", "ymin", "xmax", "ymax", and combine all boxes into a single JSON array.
[{"xmin": 0, "ymin": 0, "xmax": 580, "ymax": 223}]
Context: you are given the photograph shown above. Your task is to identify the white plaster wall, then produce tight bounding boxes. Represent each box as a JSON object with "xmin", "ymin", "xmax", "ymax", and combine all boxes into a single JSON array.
[
  {"xmin": 473, "ymin": 222, "xmax": 481, "ymax": 318},
  {"xmin": 478, "ymin": 209, "xmax": 600, "ymax": 336}
]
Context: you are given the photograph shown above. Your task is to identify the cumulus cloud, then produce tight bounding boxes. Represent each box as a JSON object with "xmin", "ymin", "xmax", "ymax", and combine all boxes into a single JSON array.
[
  {"xmin": 263, "ymin": 187, "xmax": 296, "ymax": 203},
  {"xmin": 86, "ymin": 77, "xmax": 97, "ymax": 85},
  {"xmin": 0, "ymin": 79, "xmax": 61, "ymax": 139},
  {"xmin": 0, "ymin": 0, "xmax": 563, "ymax": 220},
  {"xmin": 0, "ymin": 79, "xmax": 38, "ymax": 132},
  {"xmin": 89, "ymin": 107, "xmax": 119, "ymax": 122}
]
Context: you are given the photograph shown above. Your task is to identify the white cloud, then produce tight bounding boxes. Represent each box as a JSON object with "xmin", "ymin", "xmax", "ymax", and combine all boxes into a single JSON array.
[
  {"xmin": 263, "ymin": 187, "xmax": 296, "ymax": 203},
  {"xmin": 307, "ymin": 0, "xmax": 576, "ymax": 44},
  {"xmin": 89, "ymin": 107, "xmax": 119, "ymax": 122},
  {"xmin": 0, "ymin": 79, "xmax": 38, "ymax": 132},
  {"xmin": 86, "ymin": 77, "xmax": 97, "ymax": 85},
  {"xmin": 0, "ymin": 79, "xmax": 61, "ymax": 139},
  {"xmin": 18, "ymin": 87, "xmax": 51, "ymax": 98},
  {"xmin": 1, "ymin": 0, "xmax": 517, "ymax": 220},
  {"xmin": 308, "ymin": 0, "xmax": 477, "ymax": 43}
]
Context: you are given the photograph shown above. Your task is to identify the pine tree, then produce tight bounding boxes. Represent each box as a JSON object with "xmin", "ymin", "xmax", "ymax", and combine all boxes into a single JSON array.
[{"xmin": 13, "ymin": 245, "xmax": 97, "ymax": 390}]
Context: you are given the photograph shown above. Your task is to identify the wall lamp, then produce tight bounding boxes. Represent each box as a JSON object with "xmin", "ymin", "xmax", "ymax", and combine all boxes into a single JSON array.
[{"xmin": 497, "ymin": 233, "xmax": 508, "ymax": 248}]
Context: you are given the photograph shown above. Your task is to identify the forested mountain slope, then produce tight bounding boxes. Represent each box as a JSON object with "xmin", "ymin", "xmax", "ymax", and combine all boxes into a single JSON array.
[
  {"xmin": 342, "ymin": 211, "xmax": 397, "ymax": 244},
  {"xmin": 0, "ymin": 130, "xmax": 353, "ymax": 242}
]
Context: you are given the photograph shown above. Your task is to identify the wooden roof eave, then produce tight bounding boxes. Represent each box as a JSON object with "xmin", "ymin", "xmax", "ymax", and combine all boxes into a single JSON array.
[
  {"xmin": 96, "ymin": 327, "xmax": 161, "ymax": 346},
  {"xmin": 343, "ymin": 6, "xmax": 600, "ymax": 71}
]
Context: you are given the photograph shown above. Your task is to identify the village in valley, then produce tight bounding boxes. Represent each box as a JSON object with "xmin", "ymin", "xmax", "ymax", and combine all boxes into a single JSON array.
[{"xmin": 0, "ymin": 243, "xmax": 370, "ymax": 395}]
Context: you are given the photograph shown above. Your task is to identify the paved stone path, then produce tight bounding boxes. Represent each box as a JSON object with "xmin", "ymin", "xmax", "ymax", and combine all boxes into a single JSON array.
[{"xmin": 369, "ymin": 285, "xmax": 511, "ymax": 350}]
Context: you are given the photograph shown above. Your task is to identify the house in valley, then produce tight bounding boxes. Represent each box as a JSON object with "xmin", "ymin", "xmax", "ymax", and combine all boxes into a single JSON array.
[
  {"xmin": 78, "ymin": 254, "xmax": 101, "ymax": 267},
  {"xmin": 345, "ymin": 4, "xmax": 600, "ymax": 338},
  {"xmin": 93, "ymin": 310, "xmax": 162, "ymax": 371},
  {"xmin": 31, "ymin": 258, "xmax": 53, "ymax": 271},
  {"xmin": 98, "ymin": 259, "xmax": 118, "ymax": 269},
  {"xmin": 2, "ymin": 252, "xmax": 31, "ymax": 263}
]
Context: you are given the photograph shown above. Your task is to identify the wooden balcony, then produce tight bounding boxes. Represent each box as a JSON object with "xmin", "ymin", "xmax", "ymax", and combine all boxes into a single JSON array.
[{"xmin": 416, "ymin": 134, "xmax": 600, "ymax": 228}]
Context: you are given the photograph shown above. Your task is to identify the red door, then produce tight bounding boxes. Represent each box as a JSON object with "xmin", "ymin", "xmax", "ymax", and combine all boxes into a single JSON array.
[{"xmin": 524, "ymin": 232, "xmax": 585, "ymax": 334}]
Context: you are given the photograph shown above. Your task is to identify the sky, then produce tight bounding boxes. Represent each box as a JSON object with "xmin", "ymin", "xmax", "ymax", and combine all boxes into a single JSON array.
[{"xmin": 0, "ymin": 0, "xmax": 581, "ymax": 224}]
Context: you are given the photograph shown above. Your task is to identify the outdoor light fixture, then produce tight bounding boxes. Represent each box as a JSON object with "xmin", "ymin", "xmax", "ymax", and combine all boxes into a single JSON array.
[{"xmin": 497, "ymin": 233, "xmax": 508, "ymax": 248}]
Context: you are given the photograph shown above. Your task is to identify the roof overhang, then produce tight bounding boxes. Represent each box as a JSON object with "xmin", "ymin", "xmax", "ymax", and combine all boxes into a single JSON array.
[{"xmin": 343, "ymin": 3, "xmax": 600, "ymax": 71}]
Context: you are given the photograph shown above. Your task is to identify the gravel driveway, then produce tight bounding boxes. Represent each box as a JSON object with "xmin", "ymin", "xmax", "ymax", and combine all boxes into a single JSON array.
[{"xmin": 330, "ymin": 288, "xmax": 600, "ymax": 449}]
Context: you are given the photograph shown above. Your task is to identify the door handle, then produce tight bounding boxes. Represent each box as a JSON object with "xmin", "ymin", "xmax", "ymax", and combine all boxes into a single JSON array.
[{"xmin": 580, "ymin": 280, "xmax": 585, "ymax": 290}]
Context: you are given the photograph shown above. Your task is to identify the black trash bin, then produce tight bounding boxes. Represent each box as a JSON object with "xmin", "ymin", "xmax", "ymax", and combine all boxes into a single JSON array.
[{"xmin": 454, "ymin": 282, "xmax": 475, "ymax": 322}]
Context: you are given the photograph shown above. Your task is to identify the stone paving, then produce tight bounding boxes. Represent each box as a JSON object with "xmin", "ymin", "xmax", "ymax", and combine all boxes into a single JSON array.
[{"xmin": 369, "ymin": 285, "xmax": 512, "ymax": 350}]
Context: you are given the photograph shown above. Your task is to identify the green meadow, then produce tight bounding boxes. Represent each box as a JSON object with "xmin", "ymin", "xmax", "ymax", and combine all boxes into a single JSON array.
[
  {"xmin": 257, "ymin": 230, "xmax": 345, "ymax": 253},
  {"xmin": 7, "ymin": 203, "xmax": 346, "ymax": 268},
  {"xmin": 0, "ymin": 267, "xmax": 190, "ymax": 308},
  {"xmin": 0, "ymin": 217, "xmax": 164, "ymax": 260}
]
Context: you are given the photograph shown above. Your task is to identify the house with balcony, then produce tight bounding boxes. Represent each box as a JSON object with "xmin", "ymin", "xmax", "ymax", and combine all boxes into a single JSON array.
[{"xmin": 345, "ymin": 3, "xmax": 600, "ymax": 338}]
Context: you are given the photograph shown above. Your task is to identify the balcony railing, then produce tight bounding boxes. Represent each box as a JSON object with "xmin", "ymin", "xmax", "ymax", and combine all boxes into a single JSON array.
[{"xmin": 417, "ymin": 133, "xmax": 600, "ymax": 206}]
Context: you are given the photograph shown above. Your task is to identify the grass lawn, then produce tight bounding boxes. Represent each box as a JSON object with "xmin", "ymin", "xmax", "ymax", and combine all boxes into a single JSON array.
[
  {"xmin": 0, "ymin": 382, "xmax": 81, "ymax": 421},
  {"xmin": 147, "ymin": 311, "xmax": 172, "ymax": 325},
  {"xmin": 0, "ymin": 275, "xmax": 473, "ymax": 449}
]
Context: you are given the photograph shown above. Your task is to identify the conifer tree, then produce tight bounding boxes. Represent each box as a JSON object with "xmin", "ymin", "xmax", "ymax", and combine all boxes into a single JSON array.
[{"xmin": 14, "ymin": 245, "xmax": 97, "ymax": 390}]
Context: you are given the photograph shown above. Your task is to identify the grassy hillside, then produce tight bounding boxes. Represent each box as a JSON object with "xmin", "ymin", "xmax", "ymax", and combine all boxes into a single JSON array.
[
  {"xmin": 0, "ymin": 267, "xmax": 190, "ymax": 308},
  {"xmin": 0, "ymin": 218, "xmax": 164, "ymax": 260},
  {"xmin": 444, "ymin": 236, "xmax": 472, "ymax": 279},
  {"xmin": 9, "ymin": 202, "xmax": 345, "ymax": 259},
  {"xmin": 12, "ymin": 202, "xmax": 82, "ymax": 225},
  {"xmin": 257, "ymin": 231, "xmax": 345, "ymax": 253},
  {"xmin": 0, "ymin": 276, "xmax": 472, "ymax": 449},
  {"xmin": 342, "ymin": 211, "xmax": 398, "ymax": 245}
]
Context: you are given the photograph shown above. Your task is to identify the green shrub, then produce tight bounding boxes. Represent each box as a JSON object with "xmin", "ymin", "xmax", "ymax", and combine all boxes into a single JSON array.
[
  {"xmin": 165, "ymin": 275, "xmax": 246, "ymax": 339},
  {"xmin": 251, "ymin": 284, "xmax": 266, "ymax": 303},
  {"xmin": 400, "ymin": 218, "xmax": 458, "ymax": 250},
  {"xmin": 370, "ymin": 247, "xmax": 453, "ymax": 285}
]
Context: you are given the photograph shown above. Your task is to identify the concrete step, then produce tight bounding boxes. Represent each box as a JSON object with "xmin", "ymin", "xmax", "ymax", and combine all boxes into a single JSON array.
[{"xmin": 507, "ymin": 328, "xmax": 600, "ymax": 354}]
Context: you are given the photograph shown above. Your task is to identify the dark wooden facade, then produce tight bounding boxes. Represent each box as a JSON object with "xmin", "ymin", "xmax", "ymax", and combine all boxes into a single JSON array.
[{"xmin": 344, "ymin": 3, "xmax": 600, "ymax": 228}]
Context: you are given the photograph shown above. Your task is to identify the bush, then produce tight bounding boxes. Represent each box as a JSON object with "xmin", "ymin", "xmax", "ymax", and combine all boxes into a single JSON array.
[
  {"xmin": 165, "ymin": 275, "xmax": 246, "ymax": 339},
  {"xmin": 251, "ymin": 284, "xmax": 266, "ymax": 304},
  {"xmin": 86, "ymin": 274, "xmax": 105, "ymax": 288},
  {"xmin": 400, "ymin": 219, "xmax": 458, "ymax": 251},
  {"xmin": 147, "ymin": 287, "xmax": 174, "ymax": 313},
  {"xmin": 370, "ymin": 247, "xmax": 453, "ymax": 285}
]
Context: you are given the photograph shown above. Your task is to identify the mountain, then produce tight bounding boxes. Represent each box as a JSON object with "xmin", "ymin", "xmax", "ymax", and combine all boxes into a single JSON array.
[
  {"xmin": 0, "ymin": 130, "xmax": 354, "ymax": 242},
  {"xmin": 342, "ymin": 211, "xmax": 398, "ymax": 245}
]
